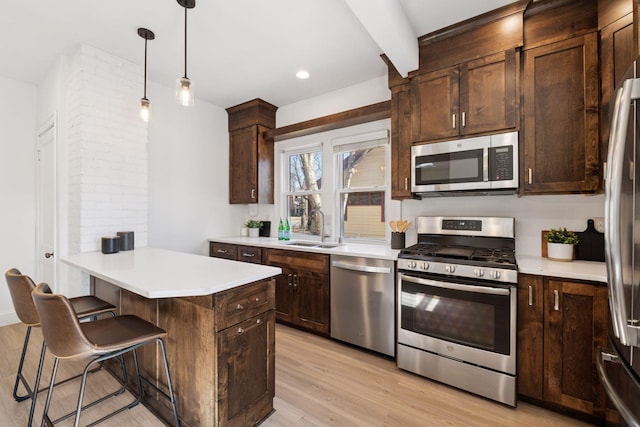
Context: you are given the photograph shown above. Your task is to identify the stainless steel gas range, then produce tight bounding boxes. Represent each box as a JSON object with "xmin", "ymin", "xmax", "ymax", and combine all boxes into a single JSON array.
[{"xmin": 397, "ymin": 216, "xmax": 517, "ymax": 406}]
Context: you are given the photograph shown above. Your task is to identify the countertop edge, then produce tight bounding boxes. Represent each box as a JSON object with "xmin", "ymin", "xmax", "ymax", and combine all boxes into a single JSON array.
[{"xmin": 517, "ymin": 255, "xmax": 607, "ymax": 283}]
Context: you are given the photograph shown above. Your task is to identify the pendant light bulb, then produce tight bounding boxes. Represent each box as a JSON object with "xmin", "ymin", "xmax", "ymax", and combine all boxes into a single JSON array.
[
  {"xmin": 137, "ymin": 27, "xmax": 155, "ymax": 122},
  {"xmin": 140, "ymin": 97, "xmax": 151, "ymax": 122},
  {"xmin": 175, "ymin": 76, "xmax": 195, "ymax": 106},
  {"xmin": 176, "ymin": 0, "xmax": 196, "ymax": 106}
]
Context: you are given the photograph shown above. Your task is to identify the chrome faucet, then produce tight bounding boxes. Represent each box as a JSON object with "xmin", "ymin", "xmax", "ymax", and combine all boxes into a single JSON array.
[{"xmin": 311, "ymin": 209, "xmax": 325, "ymax": 243}]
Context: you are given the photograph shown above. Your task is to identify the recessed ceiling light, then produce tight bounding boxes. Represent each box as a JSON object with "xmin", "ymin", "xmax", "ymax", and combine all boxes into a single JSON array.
[{"xmin": 296, "ymin": 70, "xmax": 310, "ymax": 79}]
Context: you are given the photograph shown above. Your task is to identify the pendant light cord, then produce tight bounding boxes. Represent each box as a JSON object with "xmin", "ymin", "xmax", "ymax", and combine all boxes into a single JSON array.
[
  {"xmin": 183, "ymin": 6, "xmax": 188, "ymax": 79},
  {"xmin": 143, "ymin": 38, "xmax": 148, "ymax": 98}
]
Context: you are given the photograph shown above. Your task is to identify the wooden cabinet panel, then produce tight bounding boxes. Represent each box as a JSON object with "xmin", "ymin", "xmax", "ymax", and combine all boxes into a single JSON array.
[
  {"xmin": 217, "ymin": 310, "xmax": 275, "ymax": 427},
  {"xmin": 265, "ymin": 249, "xmax": 330, "ymax": 335},
  {"xmin": 517, "ymin": 274, "xmax": 544, "ymax": 400},
  {"xmin": 210, "ymin": 242, "xmax": 239, "ymax": 260},
  {"xmin": 522, "ymin": 33, "xmax": 600, "ymax": 194},
  {"xmin": 390, "ymin": 83, "xmax": 413, "ymax": 199},
  {"xmin": 229, "ymin": 126, "xmax": 259, "ymax": 204},
  {"xmin": 412, "ymin": 50, "xmax": 519, "ymax": 143},
  {"xmin": 461, "ymin": 50, "xmax": 518, "ymax": 135},
  {"xmin": 517, "ymin": 275, "xmax": 608, "ymax": 420},
  {"xmin": 600, "ymin": 12, "xmax": 634, "ymax": 168},
  {"xmin": 544, "ymin": 278, "xmax": 608, "ymax": 417},
  {"xmin": 412, "ymin": 66, "xmax": 459, "ymax": 141}
]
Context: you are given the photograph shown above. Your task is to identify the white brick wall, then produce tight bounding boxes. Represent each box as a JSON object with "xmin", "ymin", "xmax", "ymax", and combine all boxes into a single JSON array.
[{"xmin": 67, "ymin": 45, "xmax": 148, "ymax": 254}]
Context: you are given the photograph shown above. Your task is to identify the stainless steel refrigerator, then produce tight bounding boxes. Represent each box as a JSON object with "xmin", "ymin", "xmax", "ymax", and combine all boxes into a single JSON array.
[{"xmin": 601, "ymin": 60, "xmax": 640, "ymax": 426}]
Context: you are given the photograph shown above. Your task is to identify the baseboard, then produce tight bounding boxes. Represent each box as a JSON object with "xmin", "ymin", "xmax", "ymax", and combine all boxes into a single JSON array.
[{"xmin": 0, "ymin": 311, "xmax": 19, "ymax": 327}]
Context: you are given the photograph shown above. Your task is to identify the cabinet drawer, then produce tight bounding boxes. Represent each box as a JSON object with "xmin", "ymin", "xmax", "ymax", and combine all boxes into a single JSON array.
[
  {"xmin": 264, "ymin": 249, "xmax": 329, "ymax": 274},
  {"xmin": 237, "ymin": 245, "xmax": 263, "ymax": 264},
  {"xmin": 214, "ymin": 279, "xmax": 275, "ymax": 331},
  {"xmin": 210, "ymin": 242, "xmax": 238, "ymax": 260}
]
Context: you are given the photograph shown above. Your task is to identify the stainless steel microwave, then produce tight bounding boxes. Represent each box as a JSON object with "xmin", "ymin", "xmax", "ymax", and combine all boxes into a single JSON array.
[{"xmin": 411, "ymin": 131, "xmax": 519, "ymax": 197}]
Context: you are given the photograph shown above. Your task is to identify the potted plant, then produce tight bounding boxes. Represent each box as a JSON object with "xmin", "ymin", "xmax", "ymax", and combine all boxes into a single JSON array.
[
  {"xmin": 245, "ymin": 219, "xmax": 263, "ymax": 237},
  {"xmin": 546, "ymin": 227, "xmax": 579, "ymax": 262}
]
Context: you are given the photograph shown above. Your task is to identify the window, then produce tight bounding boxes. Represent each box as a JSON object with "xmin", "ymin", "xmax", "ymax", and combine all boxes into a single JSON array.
[
  {"xmin": 283, "ymin": 147, "xmax": 323, "ymax": 236},
  {"xmin": 277, "ymin": 120, "xmax": 391, "ymax": 243}
]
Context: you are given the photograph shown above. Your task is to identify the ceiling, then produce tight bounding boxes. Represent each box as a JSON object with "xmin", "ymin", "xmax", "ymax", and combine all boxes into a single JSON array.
[{"xmin": 0, "ymin": 0, "xmax": 514, "ymax": 109}]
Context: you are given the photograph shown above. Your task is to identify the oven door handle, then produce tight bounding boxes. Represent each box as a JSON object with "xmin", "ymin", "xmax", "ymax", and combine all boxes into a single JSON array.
[{"xmin": 402, "ymin": 274, "xmax": 510, "ymax": 296}]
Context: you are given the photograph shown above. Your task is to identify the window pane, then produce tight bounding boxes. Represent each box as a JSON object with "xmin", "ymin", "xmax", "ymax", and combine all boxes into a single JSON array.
[
  {"xmin": 340, "ymin": 191, "xmax": 385, "ymax": 239},
  {"xmin": 286, "ymin": 194, "xmax": 322, "ymax": 236},
  {"xmin": 289, "ymin": 151, "xmax": 322, "ymax": 192},
  {"xmin": 341, "ymin": 146, "xmax": 385, "ymax": 188}
]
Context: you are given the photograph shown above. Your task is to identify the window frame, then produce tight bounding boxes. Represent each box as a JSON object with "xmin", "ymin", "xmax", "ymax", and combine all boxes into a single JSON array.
[{"xmin": 275, "ymin": 119, "xmax": 394, "ymax": 244}]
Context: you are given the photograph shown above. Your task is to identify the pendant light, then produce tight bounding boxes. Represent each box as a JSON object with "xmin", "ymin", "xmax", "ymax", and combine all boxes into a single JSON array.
[
  {"xmin": 176, "ymin": 0, "xmax": 196, "ymax": 106},
  {"xmin": 138, "ymin": 27, "xmax": 155, "ymax": 122}
]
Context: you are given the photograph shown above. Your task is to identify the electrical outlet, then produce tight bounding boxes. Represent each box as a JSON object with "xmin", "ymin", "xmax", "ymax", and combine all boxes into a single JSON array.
[{"xmin": 593, "ymin": 217, "xmax": 605, "ymax": 233}]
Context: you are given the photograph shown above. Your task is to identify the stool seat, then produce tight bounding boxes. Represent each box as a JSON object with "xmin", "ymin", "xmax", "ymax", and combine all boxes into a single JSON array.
[{"xmin": 5, "ymin": 268, "xmax": 116, "ymax": 427}]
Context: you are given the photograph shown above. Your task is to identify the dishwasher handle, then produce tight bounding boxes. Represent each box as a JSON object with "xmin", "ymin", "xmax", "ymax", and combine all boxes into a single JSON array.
[{"xmin": 332, "ymin": 260, "xmax": 391, "ymax": 274}]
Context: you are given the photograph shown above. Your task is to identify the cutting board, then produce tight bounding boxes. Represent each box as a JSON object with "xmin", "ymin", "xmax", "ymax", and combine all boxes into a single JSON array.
[{"xmin": 574, "ymin": 219, "xmax": 605, "ymax": 262}]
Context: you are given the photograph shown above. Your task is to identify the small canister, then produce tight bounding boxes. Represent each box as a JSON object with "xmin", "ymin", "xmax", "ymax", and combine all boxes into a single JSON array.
[
  {"xmin": 101, "ymin": 236, "xmax": 120, "ymax": 254},
  {"xmin": 391, "ymin": 232, "xmax": 406, "ymax": 250},
  {"xmin": 117, "ymin": 231, "xmax": 134, "ymax": 251}
]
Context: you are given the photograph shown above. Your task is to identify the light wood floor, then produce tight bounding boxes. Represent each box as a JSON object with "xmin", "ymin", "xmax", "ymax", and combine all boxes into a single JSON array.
[{"xmin": 0, "ymin": 322, "xmax": 592, "ymax": 426}]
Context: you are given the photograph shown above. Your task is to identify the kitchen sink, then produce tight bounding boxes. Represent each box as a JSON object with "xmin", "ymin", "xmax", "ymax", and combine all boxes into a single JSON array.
[{"xmin": 284, "ymin": 241, "xmax": 342, "ymax": 249}]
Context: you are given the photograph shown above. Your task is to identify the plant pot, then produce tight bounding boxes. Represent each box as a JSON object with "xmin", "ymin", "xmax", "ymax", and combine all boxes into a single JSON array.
[
  {"xmin": 248, "ymin": 227, "xmax": 260, "ymax": 237},
  {"xmin": 548, "ymin": 242, "xmax": 574, "ymax": 262}
]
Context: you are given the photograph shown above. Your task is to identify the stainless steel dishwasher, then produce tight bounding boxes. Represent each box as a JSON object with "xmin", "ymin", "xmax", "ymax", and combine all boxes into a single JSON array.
[{"xmin": 330, "ymin": 255, "xmax": 395, "ymax": 357}]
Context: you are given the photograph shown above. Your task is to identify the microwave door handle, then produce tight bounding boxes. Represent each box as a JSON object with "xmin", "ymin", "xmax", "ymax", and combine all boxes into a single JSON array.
[
  {"xmin": 605, "ymin": 78, "xmax": 637, "ymax": 345},
  {"xmin": 483, "ymin": 147, "xmax": 489, "ymax": 182}
]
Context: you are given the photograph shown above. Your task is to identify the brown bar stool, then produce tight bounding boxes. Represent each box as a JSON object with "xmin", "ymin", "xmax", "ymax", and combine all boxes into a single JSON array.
[
  {"xmin": 5, "ymin": 268, "xmax": 116, "ymax": 427},
  {"xmin": 32, "ymin": 282, "xmax": 179, "ymax": 427}
]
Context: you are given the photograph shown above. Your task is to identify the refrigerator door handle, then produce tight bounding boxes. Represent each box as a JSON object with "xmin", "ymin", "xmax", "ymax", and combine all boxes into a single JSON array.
[
  {"xmin": 605, "ymin": 77, "xmax": 640, "ymax": 346},
  {"xmin": 597, "ymin": 349, "xmax": 640, "ymax": 427}
]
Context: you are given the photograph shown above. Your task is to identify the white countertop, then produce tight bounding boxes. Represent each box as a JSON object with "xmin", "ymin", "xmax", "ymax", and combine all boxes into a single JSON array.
[
  {"xmin": 209, "ymin": 236, "xmax": 401, "ymax": 261},
  {"xmin": 517, "ymin": 255, "xmax": 607, "ymax": 283},
  {"xmin": 62, "ymin": 247, "xmax": 282, "ymax": 298}
]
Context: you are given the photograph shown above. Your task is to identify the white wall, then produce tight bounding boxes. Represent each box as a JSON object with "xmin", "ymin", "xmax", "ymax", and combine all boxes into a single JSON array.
[
  {"xmin": 147, "ymin": 81, "xmax": 245, "ymax": 255},
  {"xmin": 0, "ymin": 75, "xmax": 38, "ymax": 325}
]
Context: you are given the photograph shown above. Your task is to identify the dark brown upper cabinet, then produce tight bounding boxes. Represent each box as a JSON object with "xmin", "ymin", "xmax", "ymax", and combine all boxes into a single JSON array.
[
  {"xmin": 522, "ymin": 0, "xmax": 600, "ymax": 195},
  {"xmin": 412, "ymin": 49, "xmax": 519, "ymax": 142},
  {"xmin": 226, "ymin": 99, "xmax": 277, "ymax": 204}
]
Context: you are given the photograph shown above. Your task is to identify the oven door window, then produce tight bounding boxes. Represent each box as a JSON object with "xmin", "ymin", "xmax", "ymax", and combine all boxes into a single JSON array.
[
  {"xmin": 400, "ymin": 277, "xmax": 511, "ymax": 354},
  {"xmin": 414, "ymin": 149, "xmax": 483, "ymax": 185}
]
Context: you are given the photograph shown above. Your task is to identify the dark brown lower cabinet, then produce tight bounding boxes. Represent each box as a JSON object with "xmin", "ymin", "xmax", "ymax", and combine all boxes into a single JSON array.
[
  {"xmin": 517, "ymin": 274, "xmax": 608, "ymax": 421},
  {"xmin": 266, "ymin": 249, "xmax": 330, "ymax": 335},
  {"xmin": 92, "ymin": 276, "xmax": 276, "ymax": 427}
]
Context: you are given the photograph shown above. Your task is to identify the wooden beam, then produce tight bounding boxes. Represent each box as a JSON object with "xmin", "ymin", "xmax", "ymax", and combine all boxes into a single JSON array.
[{"xmin": 265, "ymin": 101, "xmax": 391, "ymax": 142}]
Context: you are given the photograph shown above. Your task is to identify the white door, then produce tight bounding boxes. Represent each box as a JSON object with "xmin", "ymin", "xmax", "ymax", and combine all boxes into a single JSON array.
[{"xmin": 36, "ymin": 116, "xmax": 56, "ymax": 288}]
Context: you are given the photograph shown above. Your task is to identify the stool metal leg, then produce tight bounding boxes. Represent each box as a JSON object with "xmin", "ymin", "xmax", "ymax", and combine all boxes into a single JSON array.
[
  {"xmin": 13, "ymin": 325, "xmax": 33, "ymax": 402},
  {"xmin": 158, "ymin": 338, "xmax": 180, "ymax": 427}
]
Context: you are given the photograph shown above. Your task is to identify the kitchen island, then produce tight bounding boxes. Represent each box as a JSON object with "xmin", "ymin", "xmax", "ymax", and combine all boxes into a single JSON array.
[{"xmin": 62, "ymin": 247, "xmax": 282, "ymax": 427}]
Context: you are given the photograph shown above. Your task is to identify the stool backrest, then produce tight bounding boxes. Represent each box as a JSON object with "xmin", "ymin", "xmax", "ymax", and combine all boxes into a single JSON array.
[
  {"xmin": 32, "ymin": 283, "xmax": 95, "ymax": 359},
  {"xmin": 5, "ymin": 268, "xmax": 40, "ymax": 327}
]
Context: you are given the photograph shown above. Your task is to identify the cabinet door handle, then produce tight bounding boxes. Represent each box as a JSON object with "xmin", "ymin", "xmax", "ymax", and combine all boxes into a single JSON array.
[
  {"xmin": 554, "ymin": 290, "xmax": 559, "ymax": 311},
  {"xmin": 216, "ymin": 249, "xmax": 228, "ymax": 254},
  {"xmin": 255, "ymin": 297, "xmax": 260, "ymax": 302},
  {"xmin": 256, "ymin": 318, "xmax": 262, "ymax": 325},
  {"xmin": 404, "ymin": 177, "xmax": 408, "ymax": 191},
  {"xmin": 287, "ymin": 273, "xmax": 293, "ymax": 286},
  {"xmin": 461, "ymin": 111, "xmax": 466, "ymax": 128},
  {"xmin": 251, "ymin": 188, "xmax": 256, "ymax": 199},
  {"xmin": 242, "ymin": 252, "xmax": 255, "ymax": 258},
  {"xmin": 528, "ymin": 285, "xmax": 533, "ymax": 306},
  {"xmin": 293, "ymin": 274, "xmax": 298, "ymax": 287},
  {"xmin": 237, "ymin": 327, "xmax": 244, "ymax": 334},
  {"xmin": 528, "ymin": 168, "xmax": 532, "ymax": 185},
  {"xmin": 236, "ymin": 303, "xmax": 244, "ymax": 310},
  {"xmin": 452, "ymin": 113, "xmax": 457, "ymax": 129}
]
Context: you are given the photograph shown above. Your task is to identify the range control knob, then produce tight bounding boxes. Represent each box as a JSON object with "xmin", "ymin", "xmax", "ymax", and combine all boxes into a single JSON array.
[
  {"xmin": 420, "ymin": 262, "xmax": 430, "ymax": 271},
  {"xmin": 473, "ymin": 268, "xmax": 485, "ymax": 277},
  {"xmin": 489, "ymin": 270, "xmax": 501, "ymax": 279},
  {"xmin": 445, "ymin": 265, "xmax": 456, "ymax": 273},
  {"xmin": 408, "ymin": 261, "xmax": 417, "ymax": 269}
]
